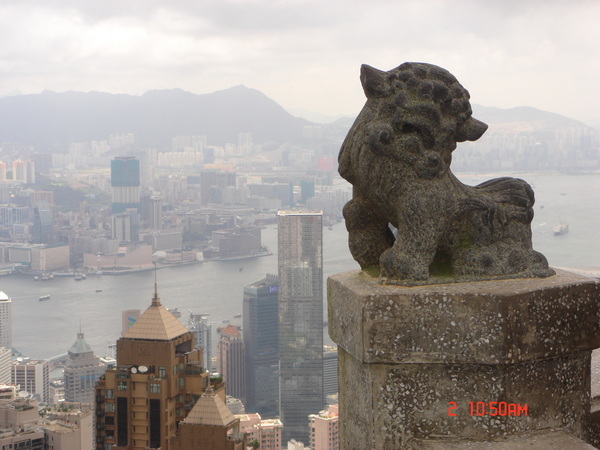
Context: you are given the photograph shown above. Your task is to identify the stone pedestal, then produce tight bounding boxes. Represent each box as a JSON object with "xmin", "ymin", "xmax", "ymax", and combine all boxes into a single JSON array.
[{"xmin": 328, "ymin": 269, "xmax": 600, "ymax": 449}]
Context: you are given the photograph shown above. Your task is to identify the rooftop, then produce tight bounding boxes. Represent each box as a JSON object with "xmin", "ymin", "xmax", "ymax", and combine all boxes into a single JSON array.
[
  {"xmin": 183, "ymin": 388, "xmax": 237, "ymax": 427},
  {"xmin": 68, "ymin": 332, "xmax": 93, "ymax": 355},
  {"xmin": 122, "ymin": 278, "xmax": 190, "ymax": 341}
]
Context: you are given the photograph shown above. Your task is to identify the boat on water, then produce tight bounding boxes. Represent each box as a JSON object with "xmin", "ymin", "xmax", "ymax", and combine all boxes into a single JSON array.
[
  {"xmin": 96, "ymin": 289, "xmax": 103, "ymax": 293},
  {"xmin": 554, "ymin": 222, "xmax": 569, "ymax": 236},
  {"xmin": 234, "ymin": 314, "xmax": 242, "ymax": 318},
  {"xmin": 38, "ymin": 295, "xmax": 50, "ymax": 301}
]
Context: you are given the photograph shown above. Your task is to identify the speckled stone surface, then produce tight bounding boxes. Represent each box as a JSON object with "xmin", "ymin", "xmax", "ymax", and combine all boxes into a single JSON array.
[
  {"xmin": 329, "ymin": 269, "xmax": 600, "ymax": 365},
  {"xmin": 329, "ymin": 269, "xmax": 600, "ymax": 449},
  {"xmin": 412, "ymin": 429, "xmax": 597, "ymax": 449}
]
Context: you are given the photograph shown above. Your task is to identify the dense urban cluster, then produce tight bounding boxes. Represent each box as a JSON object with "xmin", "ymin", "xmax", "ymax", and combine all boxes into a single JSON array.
[
  {"xmin": 0, "ymin": 127, "xmax": 349, "ymax": 449},
  {"xmin": 0, "ymin": 106, "xmax": 595, "ymax": 448}
]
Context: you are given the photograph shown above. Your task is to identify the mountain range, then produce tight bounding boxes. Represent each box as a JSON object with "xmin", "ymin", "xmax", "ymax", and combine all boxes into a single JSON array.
[{"xmin": 0, "ymin": 86, "xmax": 592, "ymax": 150}]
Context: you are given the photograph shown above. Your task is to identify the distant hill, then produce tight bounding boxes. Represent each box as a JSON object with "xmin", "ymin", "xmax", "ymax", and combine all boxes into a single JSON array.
[
  {"xmin": 471, "ymin": 105, "xmax": 590, "ymax": 130},
  {"xmin": 0, "ymin": 86, "xmax": 312, "ymax": 149},
  {"xmin": 322, "ymin": 105, "xmax": 593, "ymax": 147},
  {"xmin": 0, "ymin": 87, "xmax": 591, "ymax": 151}
]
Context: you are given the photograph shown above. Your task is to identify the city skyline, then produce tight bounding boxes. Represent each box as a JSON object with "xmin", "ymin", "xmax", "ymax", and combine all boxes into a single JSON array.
[{"xmin": 0, "ymin": 1, "xmax": 598, "ymax": 127}]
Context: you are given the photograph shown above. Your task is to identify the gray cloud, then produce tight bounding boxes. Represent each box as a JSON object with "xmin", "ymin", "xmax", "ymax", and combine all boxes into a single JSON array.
[{"xmin": 0, "ymin": 0, "xmax": 598, "ymax": 125}]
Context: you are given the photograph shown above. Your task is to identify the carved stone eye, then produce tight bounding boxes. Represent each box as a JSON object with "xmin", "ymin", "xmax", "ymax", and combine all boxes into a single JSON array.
[{"xmin": 379, "ymin": 130, "xmax": 392, "ymax": 145}]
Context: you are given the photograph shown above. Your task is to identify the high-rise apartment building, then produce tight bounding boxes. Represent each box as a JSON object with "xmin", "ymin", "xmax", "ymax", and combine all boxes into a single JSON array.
[
  {"xmin": 243, "ymin": 274, "xmax": 279, "ymax": 417},
  {"xmin": 217, "ymin": 325, "xmax": 245, "ymax": 402},
  {"xmin": 237, "ymin": 413, "xmax": 283, "ymax": 450},
  {"xmin": 11, "ymin": 159, "xmax": 35, "ymax": 184},
  {"xmin": 95, "ymin": 283, "xmax": 217, "ymax": 449},
  {"xmin": 111, "ymin": 209, "xmax": 140, "ymax": 242},
  {"xmin": 149, "ymin": 194, "xmax": 163, "ymax": 231},
  {"xmin": 111, "ymin": 157, "xmax": 140, "ymax": 214},
  {"xmin": 64, "ymin": 331, "xmax": 106, "ymax": 403},
  {"xmin": 11, "ymin": 358, "xmax": 49, "ymax": 403},
  {"xmin": 277, "ymin": 210, "xmax": 323, "ymax": 444},
  {"xmin": 185, "ymin": 313, "xmax": 213, "ymax": 372},
  {"xmin": 140, "ymin": 192, "xmax": 163, "ymax": 230},
  {"xmin": 0, "ymin": 292, "xmax": 11, "ymax": 351},
  {"xmin": 308, "ymin": 404, "xmax": 339, "ymax": 450}
]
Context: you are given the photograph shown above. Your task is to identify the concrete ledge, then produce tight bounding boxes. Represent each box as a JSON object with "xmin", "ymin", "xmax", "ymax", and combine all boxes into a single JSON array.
[
  {"xmin": 328, "ymin": 269, "xmax": 600, "ymax": 364},
  {"xmin": 338, "ymin": 347, "xmax": 591, "ymax": 448},
  {"xmin": 329, "ymin": 270, "xmax": 600, "ymax": 448},
  {"xmin": 412, "ymin": 429, "xmax": 597, "ymax": 449}
]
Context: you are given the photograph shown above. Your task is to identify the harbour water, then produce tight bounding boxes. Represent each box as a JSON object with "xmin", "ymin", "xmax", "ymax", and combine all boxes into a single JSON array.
[{"xmin": 3, "ymin": 173, "xmax": 600, "ymax": 360}]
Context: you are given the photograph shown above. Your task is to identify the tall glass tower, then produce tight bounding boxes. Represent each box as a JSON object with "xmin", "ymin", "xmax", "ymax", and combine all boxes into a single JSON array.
[
  {"xmin": 243, "ymin": 274, "xmax": 279, "ymax": 417},
  {"xmin": 277, "ymin": 210, "xmax": 323, "ymax": 444},
  {"xmin": 111, "ymin": 156, "xmax": 140, "ymax": 214}
]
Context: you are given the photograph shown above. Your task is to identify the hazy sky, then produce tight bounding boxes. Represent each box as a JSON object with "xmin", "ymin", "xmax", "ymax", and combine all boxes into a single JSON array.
[{"xmin": 1, "ymin": 0, "xmax": 599, "ymax": 126}]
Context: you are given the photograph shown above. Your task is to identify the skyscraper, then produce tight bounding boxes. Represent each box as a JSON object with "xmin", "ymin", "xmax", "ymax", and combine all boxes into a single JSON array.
[
  {"xmin": 217, "ymin": 325, "xmax": 245, "ymax": 401},
  {"xmin": 95, "ymin": 283, "xmax": 214, "ymax": 449},
  {"xmin": 31, "ymin": 207, "xmax": 53, "ymax": 244},
  {"xmin": 277, "ymin": 210, "xmax": 323, "ymax": 444},
  {"xmin": 0, "ymin": 291, "xmax": 11, "ymax": 351},
  {"xmin": 64, "ymin": 330, "xmax": 105, "ymax": 403},
  {"xmin": 111, "ymin": 156, "xmax": 140, "ymax": 214},
  {"xmin": 243, "ymin": 274, "xmax": 279, "ymax": 417}
]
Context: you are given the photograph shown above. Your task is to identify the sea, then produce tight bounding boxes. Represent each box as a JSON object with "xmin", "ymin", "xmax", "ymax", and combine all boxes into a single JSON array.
[{"xmin": 3, "ymin": 173, "xmax": 600, "ymax": 361}]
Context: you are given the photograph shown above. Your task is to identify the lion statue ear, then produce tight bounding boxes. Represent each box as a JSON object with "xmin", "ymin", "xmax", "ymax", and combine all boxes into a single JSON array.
[{"xmin": 360, "ymin": 64, "xmax": 390, "ymax": 98}]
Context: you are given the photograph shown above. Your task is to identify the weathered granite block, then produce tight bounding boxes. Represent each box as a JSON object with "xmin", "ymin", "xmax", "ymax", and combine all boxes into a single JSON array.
[
  {"xmin": 328, "ymin": 269, "xmax": 600, "ymax": 448},
  {"xmin": 413, "ymin": 429, "xmax": 597, "ymax": 449}
]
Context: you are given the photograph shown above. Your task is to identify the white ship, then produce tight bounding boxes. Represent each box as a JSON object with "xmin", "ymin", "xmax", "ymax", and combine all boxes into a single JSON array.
[{"xmin": 554, "ymin": 222, "xmax": 569, "ymax": 236}]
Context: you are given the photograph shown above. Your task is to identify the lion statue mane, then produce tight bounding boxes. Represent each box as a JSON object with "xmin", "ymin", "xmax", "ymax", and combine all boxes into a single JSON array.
[{"xmin": 338, "ymin": 62, "xmax": 554, "ymax": 284}]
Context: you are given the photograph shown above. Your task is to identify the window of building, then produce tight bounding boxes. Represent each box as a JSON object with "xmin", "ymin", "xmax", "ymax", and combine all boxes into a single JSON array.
[
  {"xmin": 150, "ymin": 383, "xmax": 160, "ymax": 393},
  {"xmin": 158, "ymin": 366, "xmax": 166, "ymax": 378},
  {"xmin": 118, "ymin": 381, "xmax": 127, "ymax": 391},
  {"xmin": 105, "ymin": 402, "xmax": 114, "ymax": 412},
  {"xmin": 105, "ymin": 389, "xmax": 114, "ymax": 399}
]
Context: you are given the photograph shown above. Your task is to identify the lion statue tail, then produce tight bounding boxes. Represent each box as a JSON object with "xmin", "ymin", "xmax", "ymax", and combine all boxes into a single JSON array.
[{"xmin": 473, "ymin": 177, "xmax": 535, "ymax": 224}]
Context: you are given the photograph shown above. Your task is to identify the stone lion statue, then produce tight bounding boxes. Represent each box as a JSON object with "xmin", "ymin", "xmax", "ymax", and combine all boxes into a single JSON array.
[{"xmin": 339, "ymin": 62, "xmax": 554, "ymax": 283}]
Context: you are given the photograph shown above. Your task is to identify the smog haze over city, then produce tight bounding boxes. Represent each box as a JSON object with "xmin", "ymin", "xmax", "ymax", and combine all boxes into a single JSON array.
[
  {"xmin": 0, "ymin": 0, "xmax": 599, "ymax": 126},
  {"xmin": 0, "ymin": 1, "xmax": 599, "ymax": 448}
]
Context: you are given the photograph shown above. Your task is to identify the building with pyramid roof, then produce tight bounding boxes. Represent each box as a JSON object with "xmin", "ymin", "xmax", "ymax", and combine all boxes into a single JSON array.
[
  {"xmin": 64, "ymin": 330, "xmax": 105, "ymax": 403},
  {"xmin": 95, "ymin": 279, "xmax": 225, "ymax": 449},
  {"xmin": 172, "ymin": 387, "xmax": 246, "ymax": 450}
]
